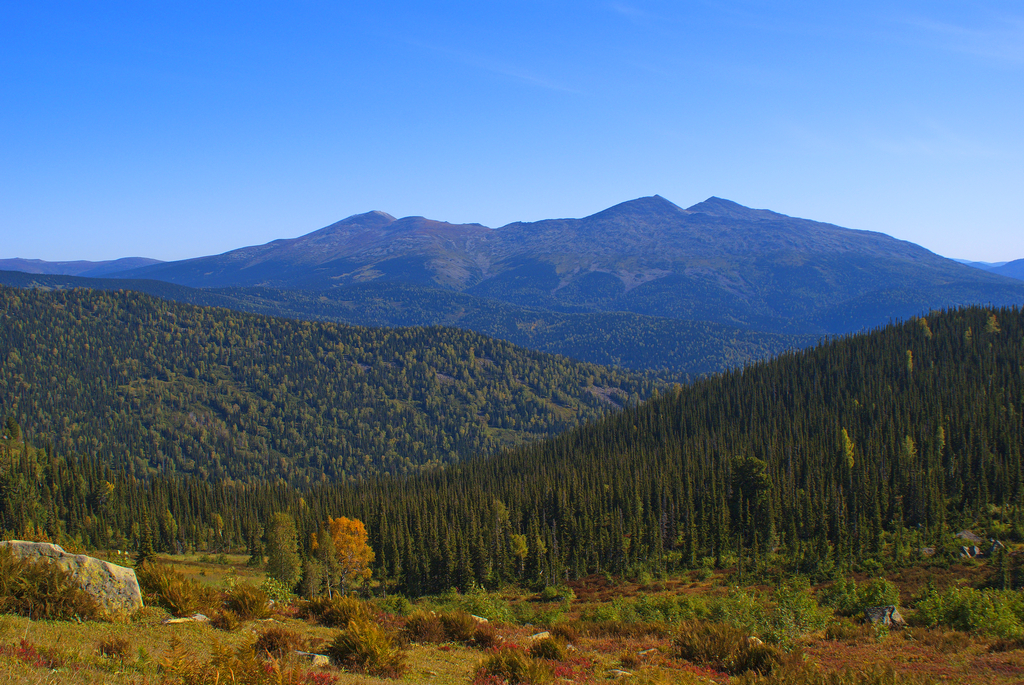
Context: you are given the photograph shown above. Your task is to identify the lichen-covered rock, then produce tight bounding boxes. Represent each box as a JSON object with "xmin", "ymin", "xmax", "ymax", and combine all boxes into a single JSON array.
[
  {"xmin": 864, "ymin": 605, "xmax": 905, "ymax": 629},
  {"xmin": 0, "ymin": 540, "xmax": 143, "ymax": 620}
]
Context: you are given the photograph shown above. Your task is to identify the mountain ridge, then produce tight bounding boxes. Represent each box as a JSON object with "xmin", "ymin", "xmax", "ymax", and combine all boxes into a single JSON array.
[{"xmin": 7, "ymin": 196, "xmax": 1024, "ymax": 339}]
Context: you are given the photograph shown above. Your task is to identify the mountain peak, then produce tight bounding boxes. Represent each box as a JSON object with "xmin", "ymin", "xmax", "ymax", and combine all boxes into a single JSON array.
[
  {"xmin": 686, "ymin": 197, "xmax": 783, "ymax": 221},
  {"xmin": 587, "ymin": 195, "xmax": 685, "ymax": 221}
]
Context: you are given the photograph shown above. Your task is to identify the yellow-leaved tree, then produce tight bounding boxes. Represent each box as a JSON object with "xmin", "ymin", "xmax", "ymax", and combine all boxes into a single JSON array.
[{"xmin": 328, "ymin": 516, "xmax": 375, "ymax": 594}]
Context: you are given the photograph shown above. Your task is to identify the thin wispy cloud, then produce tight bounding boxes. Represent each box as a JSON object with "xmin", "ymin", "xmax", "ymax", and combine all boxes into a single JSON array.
[
  {"xmin": 606, "ymin": 2, "xmax": 658, "ymax": 22},
  {"xmin": 865, "ymin": 120, "xmax": 1003, "ymax": 160},
  {"xmin": 896, "ymin": 12, "xmax": 1024, "ymax": 65},
  {"xmin": 403, "ymin": 39, "xmax": 582, "ymax": 95}
]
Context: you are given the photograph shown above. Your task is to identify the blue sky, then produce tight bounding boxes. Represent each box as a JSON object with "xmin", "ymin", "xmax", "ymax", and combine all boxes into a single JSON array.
[{"xmin": 2, "ymin": 1, "xmax": 1022, "ymax": 262}]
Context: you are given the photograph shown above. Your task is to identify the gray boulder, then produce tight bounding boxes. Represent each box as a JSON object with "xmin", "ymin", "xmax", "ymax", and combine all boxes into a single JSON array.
[
  {"xmin": 0, "ymin": 540, "xmax": 143, "ymax": 620},
  {"xmin": 864, "ymin": 605, "xmax": 905, "ymax": 629}
]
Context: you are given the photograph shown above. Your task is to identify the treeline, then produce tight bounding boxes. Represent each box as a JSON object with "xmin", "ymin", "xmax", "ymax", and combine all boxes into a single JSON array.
[
  {"xmin": 0, "ymin": 286, "xmax": 656, "ymax": 483},
  {"xmin": 2, "ymin": 306, "xmax": 1022, "ymax": 597}
]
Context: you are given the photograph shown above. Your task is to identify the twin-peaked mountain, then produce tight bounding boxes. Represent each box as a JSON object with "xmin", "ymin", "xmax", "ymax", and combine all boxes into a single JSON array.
[{"xmin": 111, "ymin": 196, "xmax": 1024, "ymax": 336}]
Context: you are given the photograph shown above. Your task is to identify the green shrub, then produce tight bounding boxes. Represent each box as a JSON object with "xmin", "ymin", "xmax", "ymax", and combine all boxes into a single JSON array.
[
  {"xmin": 0, "ymin": 547, "xmax": 101, "ymax": 621},
  {"xmin": 460, "ymin": 587, "xmax": 514, "ymax": 622},
  {"xmin": 859, "ymin": 579, "xmax": 900, "ymax": 609},
  {"xmin": 764, "ymin": 582, "xmax": 831, "ymax": 645},
  {"xmin": 225, "ymin": 583, "xmax": 270, "ymax": 620},
  {"xmin": 375, "ymin": 595, "xmax": 413, "ymax": 616},
  {"xmin": 913, "ymin": 586, "xmax": 1024, "ymax": 637},
  {"xmin": 819, "ymin": 578, "xmax": 900, "ymax": 619},
  {"xmin": 325, "ymin": 619, "xmax": 406, "ymax": 677},
  {"xmin": 259, "ymin": 577, "xmax": 293, "ymax": 604},
  {"xmin": 477, "ymin": 648, "xmax": 551, "ymax": 684},
  {"xmin": 538, "ymin": 585, "xmax": 575, "ymax": 602}
]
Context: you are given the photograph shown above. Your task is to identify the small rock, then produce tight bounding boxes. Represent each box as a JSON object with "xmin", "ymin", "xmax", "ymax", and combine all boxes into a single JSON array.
[
  {"xmin": 607, "ymin": 669, "xmax": 633, "ymax": 679},
  {"xmin": 747, "ymin": 636, "xmax": 764, "ymax": 646},
  {"xmin": 638, "ymin": 648, "xmax": 657, "ymax": 655},
  {"xmin": 295, "ymin": 651, "xmax": 331, "ymax": 668},
  {"xmin": 161, "ymin": 613, "xmax": 209, "ymax": 624},
  {"xmin": 471, "ymin": 615, "xmax": 489, "ymax": 624},
  {"xmin": 529, "ymin": 631, "xmax": 551, "ymax": 641}
]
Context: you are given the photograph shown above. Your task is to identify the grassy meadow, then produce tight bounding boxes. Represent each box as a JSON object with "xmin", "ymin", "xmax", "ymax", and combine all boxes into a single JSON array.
[{"xmin": 2, "ymin": 549, "xmax": 1024, "ymax": 684}]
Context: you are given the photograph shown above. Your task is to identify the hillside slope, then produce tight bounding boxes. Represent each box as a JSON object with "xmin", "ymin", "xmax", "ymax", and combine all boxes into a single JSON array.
[
  {"xmin": 0, "ymin": 271, "xmax": 814, "ymax": 377},
  {"xmin": 3, "ymin": 305, "xmax": 1020, "ymax": 594},
  {"xmin": 0, "ymin": 285, "xmax": 657, "ymax": 484}
]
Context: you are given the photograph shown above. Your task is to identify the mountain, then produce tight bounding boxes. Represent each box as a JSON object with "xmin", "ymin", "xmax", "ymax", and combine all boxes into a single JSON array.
[
  {"xmin": 0, "ymin": 270, "xmax": 814, "ymax": 378},
  {"xmin": 109, "ymin": 196, "xmax": 1024, "ymax": 335},
  {"xmin": 957, "ymin": 258, "xmax": 1024, "ymax": 281},
  {"xmin": 993, "ymin": 259, "xmax": 1024, "ymax": 281},
  {"xmin": 0, "ymin": 257, "xmax": 161, "ymax": 277},
  {"xmin": 0, "ymin": 284, "xmax": 658, "ymax": 483},
  {"xmin": 954, "ymin": 259, "xmax": 1008, "ymax": 271}
]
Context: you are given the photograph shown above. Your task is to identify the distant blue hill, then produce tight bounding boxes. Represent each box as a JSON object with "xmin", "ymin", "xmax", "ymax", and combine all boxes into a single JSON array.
[{"xmin": 0, "ymin": 257, "xmax": 161, "ymax": 278}]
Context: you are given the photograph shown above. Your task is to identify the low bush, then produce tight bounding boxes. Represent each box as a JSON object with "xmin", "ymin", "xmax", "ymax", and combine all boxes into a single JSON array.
[
  {"xmin": 98, "ymin": 636, "xmax": 132, "ymax": 661},
  {"xmin": 0, "ymin": 638, "xmax": 67, "ymax": 669},
  {"xmin": 913, "ymin": 586, "xmax": 1024, "ymax": 637},
  {"xmin": 549, "ymin": 622, "xmax": 579, "ymax": 643},
  {"xmin": 375, "ymin": 594, "xmax": 413, "ymax": 616},
  {"xmin": 300, "ymin": 595, "xmax": 367, "ymax": 627},
  {"xmin": 209, "ymin": 610, "xmax": 242, "ymax": 632},
  {"xmin": 405, "ymin": 611, "xmax": 446, "ymax": 642},
  {"xmin": 818, "ymin": 578, "xmax": 900, "ymax": 619},
  {"xmin": 325, "ymin": 619, "xmax": 406, "ymax": 678},
  {"xmin": 902, "ymin": 626, "xmax": 973, "ymax": 653},
  {"xmin": 824, "ymin": 619, "xmax": 875, "ymax": 643},
  {"xmin": 225, "ymin": 583, "xmax": 270, "ymax": 620},
  {"xmin": 0, "ymin": 547, "xmax": 100, "ymax": 621},
  {"xmin": 472, "ymin": 622, "xmax": 500, "ymax": 648},
  {"xmin": 577, "ymin": 619, "xmax": 674, "ymax": 638},
  {"xmin": 160, "ymin": 640, "xmax": 306, "ymax": 685},
  {"xmin": 405, "ymin": 609, "xmax": 482, "ymax": 643},
  {"xmin": 255, "ymin": 626, "xmax": 304, "ymax": 660},
  {"xmin": 136, "ymin": 563, "xmax": 218, "ymax": 617},
  {"xmin": 528, "ymin": 638, "xmax": 565, "ymax": 661},
  {"xmin": 476, "ymin": 648, "xmax": 551, "ymax": 685},
  {"xmin": 259, "ymin": 577, "xmax": 294, "ymax": 604},
  {"xmin": 538, "ymin": 585, "xmax": 576, "ymax": 602},
  {"xmin": 674, "ymin": 621, "xmax": 783, "ymax": 676},
  {"xmin": 735, "ymin": 659, "xmax": 933, "ymax": 685},
  {"xmin": 440, "ymin": 610, "xmax": 478, "ymax": 642}
]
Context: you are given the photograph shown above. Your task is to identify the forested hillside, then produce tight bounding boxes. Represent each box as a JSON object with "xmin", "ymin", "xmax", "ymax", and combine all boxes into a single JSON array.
[
  {"xmin": 0, "ymin": 271, "xmax": 814, "ymax": 376},
  {"xmin": 2, "ymin": 305, "xmax": 1021, "ymax": 596},
  {"xmin": 0, "ymin": 286, "xmax": 656, "ymax": 483}
]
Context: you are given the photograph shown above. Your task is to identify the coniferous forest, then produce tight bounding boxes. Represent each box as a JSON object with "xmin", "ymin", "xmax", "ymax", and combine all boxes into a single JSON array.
[
  {"xmin": 2, "ymin": 292, "xmax": 1021, "ymax": 596},
  {"xmin": 0, "ymin": 286, "xmax": 656, "ymax": 483}
]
